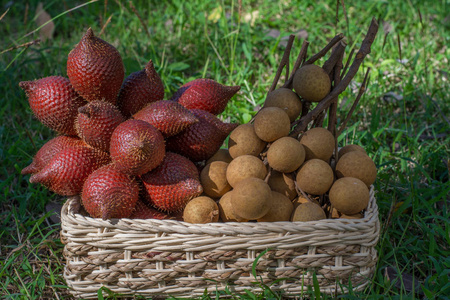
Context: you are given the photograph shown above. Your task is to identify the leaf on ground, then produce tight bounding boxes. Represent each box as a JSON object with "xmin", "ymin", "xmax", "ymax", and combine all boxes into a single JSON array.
[
  {"xmin": 45, "ymin": 201, "xmax": 63, "ymax": 224},
  {"xmin": 384, "ymin": 266, "xmax": 423, "ymax": 294},
  {"xmin": 296, "ymin": 29, "xmax": 308, "ymax": 40},
  {"xmin": 265, "ymin": 29, "xmax": 280, "ymax": 39},
  {"xmin": 243, "ymin": 10, "xmax": 259, "ymax": 26},
  {"xmin": 165, "ymin": 19, "xmax": 173, "ymax": 32},
  {"xmin": 382, "ymin": 91, "xmax": 403, "ymax": 103},
  {"xmin": 393, "ymin": 201, "xmax": 412, "ymax": 214},
  {"xmin": 383, "ymin": 21, "xmax": 393, "ymax": 34},
  {"xmin": 208, "ymin": 6, "xmax": 223, "ymax": 23},
  {"xmin": 35, "ymin": 3, "xmax": 55, "ymax": 41}
]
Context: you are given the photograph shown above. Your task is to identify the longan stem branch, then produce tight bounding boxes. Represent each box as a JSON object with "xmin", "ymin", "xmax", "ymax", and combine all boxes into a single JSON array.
[
  {"xmin": 283, "ymin": 40, "xmax": 310, "ymax": 90},
  {"xmin": 337, "ymin": 67, "xmax": 371, "ymax": 136},
  {"xmin": 341, "ymin": 47, "xmax": 355, "ymax": 79},
  {"xmin": 313, "ymin": 111, "xmax": 326, "ymax": 128},
  {"xmin": 327, "ymin": 43, "xmax": 346, "ymax": 135},
  {"xmin": 322, "ymin": 41, "xmax": 347, "ymax": 75},
  {"xmin": 290, "ymin": 17, "xmax": 379, "ymax": 139},
  {"xmin": 304, "ymin": 33, "xmax": 344, "ymax": 65},
  {"xmin": 268, "ymin": 35, "xmax": 295, "ymax": 93}
]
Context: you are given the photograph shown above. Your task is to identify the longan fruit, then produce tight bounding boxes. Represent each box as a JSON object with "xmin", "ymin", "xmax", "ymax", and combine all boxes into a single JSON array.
[
  {"xmin": 293, "ymin": 64, "xmax": 331, "ymax": 102},
  {"xmin": 183, "ymin": 196, "xmax": 219, "ymax": 224},
  {"xmin": 267, "ymin": 137, "xmax": 305, "ymax": 173},
  {"xmin": 253, "ymin": 107, "xmax": 290, "ymax": 142},
  {"xmin": 264, "ymin": 88, "xmax": 302, "ymax": 122},
  {"xmin": 296, "ymin": 159, "xmax": 334, "ymax": 195},
  {"xmin": 228, "ymin": 123, "xmax": 267, "ymax": 158},
  {"xmin": 226, "ymin": 155, "xmax": 267, "ymax": 187}
]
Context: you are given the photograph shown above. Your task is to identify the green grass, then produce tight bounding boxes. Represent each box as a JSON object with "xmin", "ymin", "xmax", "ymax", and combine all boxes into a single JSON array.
[{"xmin": 1, "ymin": 0, "xmax": 449, "ymax": 299}]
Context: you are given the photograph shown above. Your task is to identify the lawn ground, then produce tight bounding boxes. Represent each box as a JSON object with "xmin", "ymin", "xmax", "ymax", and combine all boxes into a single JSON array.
[{"xmin": 0, "ymin": 0, "xmax": 449, "ymax": 299}]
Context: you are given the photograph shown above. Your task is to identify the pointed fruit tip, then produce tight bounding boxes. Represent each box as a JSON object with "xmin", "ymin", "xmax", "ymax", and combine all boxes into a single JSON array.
[
  {"xmin": 228, "ymin": 85, "xmax": 241, "ymax": 93},
  {"xmin": 29, "ymin": 172, "xmax": 42, "ymax": 184},
  {"xmin": 83, "ymin": 28, "xmax": 95, "ymax": 40},
  {"xmin": 21, "ymin": 163, "xmax": 37, "ymax": 175},
  {"xmin": 19, "ymin": 81, "xmax": 33, "ymax": 91},
  {"xmin": 144, "ymin": 60, "xmax": 157, "ymax": 74}
]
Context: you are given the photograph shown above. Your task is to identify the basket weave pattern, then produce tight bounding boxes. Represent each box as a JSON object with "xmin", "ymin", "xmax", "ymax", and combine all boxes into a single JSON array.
[{"xmin": 61, "ymin": 187, "xmax": 379, "ymax": 298}]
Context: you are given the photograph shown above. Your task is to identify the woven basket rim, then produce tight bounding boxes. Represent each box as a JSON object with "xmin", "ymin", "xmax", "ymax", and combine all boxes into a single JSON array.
[{"xmin": 62, "ymin": 186, "xmax": 378, "ymax": 235}]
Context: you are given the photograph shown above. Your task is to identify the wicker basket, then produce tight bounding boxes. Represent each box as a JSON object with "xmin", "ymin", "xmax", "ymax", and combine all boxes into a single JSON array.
[{"xmin": 61, "ymin": 186, "xmax": 380, "ymax": 299}]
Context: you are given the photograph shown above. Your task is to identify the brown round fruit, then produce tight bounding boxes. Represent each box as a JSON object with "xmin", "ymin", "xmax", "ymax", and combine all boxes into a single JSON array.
[
  {"xmin": 299, "ymin": 127, "xmax": 335, "ymax": 161},
  {"xmin": 218, "ymin": 191, "xmax": 248, "ymax": 222},
  {"xmin": 338, "ymin": 144, "xmax": 366, "ymax": 158},
  {"xmin": 267, "ymin": 171, "xmax": 297, "ymax": 200},
  {"xmin": 228, "ymin": 123, "xmax": 267, "ymax": 158},
  {"xmin": 226, "ymin": 155, "xmax": 267, "ymax": 187},
  {"xmin": 206, "ymin": 148, "xmax": 233, "ymax": 164},
  {"xmin": 257, "ymin": 191, "xmax": 294, "ymax": 222},
  {"xmin": 253, "ymin": 107, "xmax": 290, "ymax": 142},
  {"xmin": 264, "ymin": 88, "xmax": 302, "ymax": 122},
  {"xmin": 292, "ymin": 196, "xmax": 319, "ymax": 209},
  {"xmin": 293, "ymin": 64, "xmax": 331, "ymax": 102},
  {"xmin": 329, "ymin": 177, "xmax": 370, "ymax": 215},
  {"xmin": 200, "ymin": 161, "xmax": 231, "ymax": 198},
  {"xmin": 183, "ymin": 196, "xmax": 219, "ymax": 224},
  {"xmin": 267, "ymin": 137, "xmax": 305, "ymax": 173},
  {"xmin": 231, "ymin": 177, "xmax": 271, "ymax": 220},
  {"xmin": 291, "ymin": 202, "xmax": 326, "ymax": 222},
  {"xmin": 335, "ymin": 151, "xmax": 377, "ymax": 187},
  {"xmin": 296, "ymin": 159, "xmax": 334, "ymax": 195}
]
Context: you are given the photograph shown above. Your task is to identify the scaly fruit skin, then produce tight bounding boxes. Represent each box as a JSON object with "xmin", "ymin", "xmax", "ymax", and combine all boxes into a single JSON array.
[
  {"xmin": 19, "ymin": 76, "xmax": 86, "ymax": 135},
  {"xmin": 110, "ymin": 119, "xmax": 165, "ymax": 176},
  {"xmin": 117, "ymin": 60, "xmax": 164, "ymax": 117},
  {"xmin": 133, "ymin": 100, "xmax": 198, "ymax": 137},
  {"xmin": 172, "ymin": 78, "xmax": 240, "ymax": 115},
  {"xmin": 140, "ymin": 152, "xmax": 203, "ymax": 212},
  {"xmin": 129, "ymin": 199, "xmax": 173, "ymax": 220},
  {"xmin": 22, "ymin": 136, "xmax": 86, "ymax": 175},
  {"xmin": 166, "ymin": 110, "xmax": 237, "ymax": 162},
  {"xmin": 189, "ymin": 109, "xmax": 238, "ymax": 135},
  {"xmin": 29, "ymin": 145, "xmax": 110, "ymax": 196},
  {"xmin": 67, "ymin": 28, "xmax": 124, "ymax": 104},
  {"xmin": 75, "ymin": 100, "xmax": 125, "ymax": 152},
  {"xmin": 82, "ymin": 164, "xmax": 139, "ymax": 220}
]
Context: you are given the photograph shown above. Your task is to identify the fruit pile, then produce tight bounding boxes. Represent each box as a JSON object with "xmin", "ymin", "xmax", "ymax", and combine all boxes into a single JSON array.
[
  {"xmin": 21, "ymin": 28, "xmax": 240, "ymax": 220},
  {"xmin": 22, "ymin": 24, "xmax": 377, "ymax": 224},
  {"xmin": 198, "ymin": 64, "xmax": 376, "ymax": 223}
]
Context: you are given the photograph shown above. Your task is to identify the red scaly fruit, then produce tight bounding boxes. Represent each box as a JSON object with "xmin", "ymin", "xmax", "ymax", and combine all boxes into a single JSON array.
[
  {"xmin": 29, "ymin": 145, "xmax": 110, "ymax": 196},
  {"xmin": 75, "ymin": 100, "xmax": 125, "ymax": 152},
  {"xmin": 22, "ymin": 136, "xmax": 86, "ymax": 175},
  {"xmin": 19, "ymin": 76, "xmax": 86, "ymax": 135},
  {"xmin": 189, "ymin": 109, "xmax": 238, "ymax": 135},
  {"xmin": 171, "ymin": 78, "xmax": 240, "ymax": 115},
  {"xmin": 133, "ymin": 100, "xmax": 198, "ymax": 137},
  {"xmin": 67, "ymin": 28, "xmax": 124, "ymax": 104},
  {"xmin": 117, "ymin": 60, "xmax": 164, "ymax": 117},
  {"xmin": 110, "ymin": 119, "xmax": 165, "ymax": 176},
  {"xmin": 129, "ymin": 199, "xmax": 173, "ymax": 220},
  {"xmin": 140, "ymin": 152, "xmax": 203, "ymax": 212},
  {"xmin": 165, "ymin": 110, "xmax": 237, "ymax": 162},
  {"xmin": 82, "ymin": 164, "xmax": 139, "ymax": 219}
]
